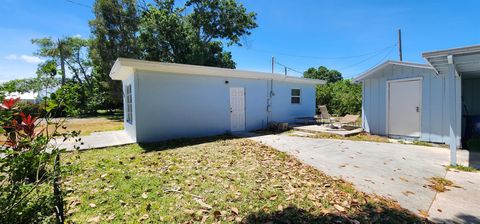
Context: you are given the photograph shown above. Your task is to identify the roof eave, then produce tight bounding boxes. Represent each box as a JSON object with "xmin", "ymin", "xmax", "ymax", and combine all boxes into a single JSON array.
[
  {"xmin": 109, "ymin": 58, "xmax": 325, "ymax": 85},
  {"xmin": 422, "ymin": 45, "xmax": 480, "ymax": 58},
  {"xmin": 354, "ymin": 60, "xmax": 433, "ymax": 82}
]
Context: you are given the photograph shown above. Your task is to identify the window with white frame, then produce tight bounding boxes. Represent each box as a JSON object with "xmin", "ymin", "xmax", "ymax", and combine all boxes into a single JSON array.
[
  {"xmin": 126, "ymin": 84, "xmax": 133, "ymax": 124},
  {"xmin": 291, "ymin": 88, "xmax": 301, "ymax": 104}
]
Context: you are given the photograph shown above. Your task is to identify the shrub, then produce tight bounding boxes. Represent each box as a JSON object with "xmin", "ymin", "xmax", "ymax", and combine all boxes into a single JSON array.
[
  {"xmin": 15, "ymin": 101, "xmax": 41, "ymax": 116},
  {"xmin": 316, "ymin": 79, "xmax": 362, "ymax": 116},
  {"xmin": 0, "ymin": 97, "xmax": 80, "ymax": 223}
]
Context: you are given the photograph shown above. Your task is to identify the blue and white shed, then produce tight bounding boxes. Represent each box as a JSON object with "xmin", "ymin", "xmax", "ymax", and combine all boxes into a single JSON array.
[
  {"xmin": 110, "ymin": 58, "xmax": 324, "ymax": 142},
  {"xmin": 356, "ymin": 45, "xmax": 480, "ymax": 165}
]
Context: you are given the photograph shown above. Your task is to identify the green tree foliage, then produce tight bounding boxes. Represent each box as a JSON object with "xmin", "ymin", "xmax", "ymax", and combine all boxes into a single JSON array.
[
  {"xmin": 0, "ymin": 60, "xmax": 60, "ymax": 96},
  {"xmin": 32, "ymin": 36, "xmax": 103, "ymax": 116},
  {"xmin": 139, "ymin": 0, "xmax": 243, "ymax": 68},
  {"xmin": 303, "ymin": 66, "xmax": 343, "ymax": 83},
  {"xmin": 89, "ymin": 0, "xmax": 141, "ymax": 109},
  {"xmin": 90, "ymin": 0, "xmax": 257, "ymax": 108},
  {"xmin": 303, "ymin": 66, "xmax": 361, "ymax": 116},
  {"xmin": 316, "ymin": 79, "xmax": 362, "ymax": 116}
]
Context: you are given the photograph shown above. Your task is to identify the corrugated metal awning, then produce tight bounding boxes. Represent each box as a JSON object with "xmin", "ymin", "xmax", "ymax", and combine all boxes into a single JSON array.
[{"xmin": 423, "ymin": 45, "xmax": 480, "ymax": 76}]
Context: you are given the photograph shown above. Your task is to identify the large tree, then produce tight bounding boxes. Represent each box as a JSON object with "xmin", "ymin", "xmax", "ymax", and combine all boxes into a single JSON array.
[
  {"xmin": 90, "ymin": 0, "xmax": 257, "ymax": 109},
  {"xmin": 138, "ymin": 0, "xmax": 257, "ymax": 68},
  {"xmin": 303, "ymin": 66, "xmax": 343, "ymax": 83},
  {"xmin": 89, "ymin": 0, "xmax": 140, "ymax": 109},
  {"xmin": 32, "ymin": 36, "xmax": 103, "ymax": 115}
]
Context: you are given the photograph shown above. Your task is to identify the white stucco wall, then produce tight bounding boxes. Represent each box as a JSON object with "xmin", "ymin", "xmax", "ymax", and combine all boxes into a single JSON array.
[
  {"xmin": 130, "ymin": 70, "xmax": 317, "ymax": 142},
  {"xmin": 271, "ymin": 81, "xmax": 316, "ymax": 123}
]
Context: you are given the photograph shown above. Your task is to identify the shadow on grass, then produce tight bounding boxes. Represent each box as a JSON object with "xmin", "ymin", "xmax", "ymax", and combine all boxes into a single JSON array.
[
  {"xmin": 138, "ymin": 134, "xmax": 239, "ymax": 152},
  {"xmin": 243, "ymin": 205, "xmax": 430, "ymax": 224}
]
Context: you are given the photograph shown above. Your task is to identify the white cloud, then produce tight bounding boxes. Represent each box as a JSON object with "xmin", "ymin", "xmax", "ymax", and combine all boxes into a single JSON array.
[
  {"xmin": 20, "ymin": 55, "xmax": 43, "ymax": 64},
  {"xmin": 5, "ymin": 54, "xmax": 17, "ymax": 60},
  {"xmin": 5, "ymin": 54, "xmax": 44, "ymax": 64},
  {"xmin": 73, "ymin": 34, "xmax": 82, "ymax": 38}
]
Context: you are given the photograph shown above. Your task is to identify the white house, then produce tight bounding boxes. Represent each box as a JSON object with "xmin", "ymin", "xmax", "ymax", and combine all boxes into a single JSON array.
[
  {"xmin": 110, "ymin": 58, "xmax": 324, "ymax": 143},
  {"xmin": 355, "ymin": 45, "xmax": 480, "ymax": 165},
  {"xmin": 5, "ymin": 91, "xmax": 39, "ymax": 104}
]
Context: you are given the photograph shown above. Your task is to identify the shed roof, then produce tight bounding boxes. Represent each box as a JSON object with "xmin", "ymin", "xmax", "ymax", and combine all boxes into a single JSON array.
[
  {"xmin": 110, "ymin": 58, "xmax": 325, "ymax": 85},
  {"xmin": 353, "ymin": 60, "xmax": 433, "ymax": 82}
]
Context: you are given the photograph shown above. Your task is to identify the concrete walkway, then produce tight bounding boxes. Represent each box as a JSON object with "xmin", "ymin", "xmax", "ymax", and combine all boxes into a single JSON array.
[
  {"xmin": 248, "ymin": 134, "xmax": 480, "ymax": 223},
  {"xmin": 61, "ymin": 130, "xmax": 135, "ymax": 151}
]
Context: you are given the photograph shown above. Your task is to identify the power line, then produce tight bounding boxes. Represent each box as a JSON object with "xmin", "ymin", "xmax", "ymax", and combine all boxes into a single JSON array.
[
  {"xmin": 337, "ymin": 44, "xmax": 396, "ymax": 70},
  {"xmin": 246, "ymin": 44, "xmax": 397, "ymax": 60},
  {"xmin": 65, "ymin": 0, "xmax": 91, "ymax": 8},
  {"xmin": 274, "ymin": 44, "xmax": 396, "ymax": 77},
  {"xmin": 275, "ymin": 61, "xmax": 303, "ymax": 75},
  {"xmin": 344, "ymin": 45, "xmax": 396, "ymax": 79}
]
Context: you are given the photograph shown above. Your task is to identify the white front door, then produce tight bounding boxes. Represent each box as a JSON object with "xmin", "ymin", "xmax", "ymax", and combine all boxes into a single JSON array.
[
  {"xmin": 388, "ymin": 79, "xmax": 421, "ymax": 137},
  {"xmin": 230, "ymin": 87, "xmax": 245, "ymax": 132}
]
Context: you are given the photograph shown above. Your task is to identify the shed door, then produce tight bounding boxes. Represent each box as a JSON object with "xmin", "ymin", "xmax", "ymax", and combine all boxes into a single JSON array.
[
  {"xmin": 388, "ymin": 79, "xmax": 421, "ymax": 137},
  {"xmin": 230, "ymin": 87, "xmax": 245, "ymax": 132}
]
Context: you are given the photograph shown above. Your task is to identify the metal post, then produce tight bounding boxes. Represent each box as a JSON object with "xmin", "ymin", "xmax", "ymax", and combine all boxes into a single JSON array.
[
  {"xmin": 398, "ymin": 29, "xmax": 403, "ymax": 62},
  {"xmin": 271, "ymin": 56, "xmax": 275, "ymax": 73},
  {"xmin": 447, "ymin": 55, "xmax": 457, "ymax": 166}
]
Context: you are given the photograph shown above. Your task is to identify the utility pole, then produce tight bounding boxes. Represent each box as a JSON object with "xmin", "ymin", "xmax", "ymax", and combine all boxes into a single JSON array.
[
  {"xmin": 58, "ymin": 39, "xmax": 66, "ymax": 85},
  {"xmin": 398, "ymin": 29, "xmax": 403, "ymax": 62},
  {"xmin": 271, "ymin": 56, "xmax": 275, "ymax": 73},
  {"xmin": 284, "ymin": 67, "xmax": 287, "ymax": 76}
]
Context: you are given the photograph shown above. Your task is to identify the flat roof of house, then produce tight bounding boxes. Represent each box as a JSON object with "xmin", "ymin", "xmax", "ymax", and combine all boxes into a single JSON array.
[
  {"xmin": 354, "ymin": 60, "xmax": 433, "ymax": 82},
  {"xmin": 110, "ymin": 58, "xmax": 325, "ymax": 85}
]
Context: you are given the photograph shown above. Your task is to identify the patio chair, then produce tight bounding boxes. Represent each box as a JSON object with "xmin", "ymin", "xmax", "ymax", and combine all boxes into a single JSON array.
[
  {"xmin": 318, "ymin": 105, "xmax": 336, "ymax": 124},
  {"xmin": 336, "ymin": 114, "xmax": 360, "ymax": 128}
]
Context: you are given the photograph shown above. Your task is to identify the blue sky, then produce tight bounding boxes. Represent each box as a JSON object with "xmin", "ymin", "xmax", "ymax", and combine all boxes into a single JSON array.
[{"xmin": 1, "ymin": 0, "xmax": 480, "ymax": 82}]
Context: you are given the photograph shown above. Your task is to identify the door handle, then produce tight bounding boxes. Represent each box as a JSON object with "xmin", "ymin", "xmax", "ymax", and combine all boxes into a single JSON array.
[{"xmin": 416, "ymin": 106, "xmax": 420, "ymax": 112}]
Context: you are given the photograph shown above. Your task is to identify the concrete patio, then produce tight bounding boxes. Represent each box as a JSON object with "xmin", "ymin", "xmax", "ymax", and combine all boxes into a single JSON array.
[
  {"xmin": 248, "ymin": 134, "xmax": 480, "ymax": 223},
  {"xmin": 60, "ymin": 130, "xmax": 135, "ymax": 151},
  {"xmin": 292, "ymin": 124, "xmax": 363, "ymax": 137}
]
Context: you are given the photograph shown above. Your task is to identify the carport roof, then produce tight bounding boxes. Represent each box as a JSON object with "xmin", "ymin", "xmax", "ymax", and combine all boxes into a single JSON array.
[
  {"xmin": 423, "ymin": 45, "xmax": 480, "ymax": 76},
  {"xmin": 110, "ymin": 58, "xmax": 325, "ymax": 85}
]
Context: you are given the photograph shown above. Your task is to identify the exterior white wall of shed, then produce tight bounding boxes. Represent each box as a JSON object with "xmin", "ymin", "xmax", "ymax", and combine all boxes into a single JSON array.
[
  {"xmin": 122, "ymin": 70, "xmax": 316, "ymax": 142},
  {"xmin": 361, "ymin": 64, "xmax": 461, "ymax": 145}
]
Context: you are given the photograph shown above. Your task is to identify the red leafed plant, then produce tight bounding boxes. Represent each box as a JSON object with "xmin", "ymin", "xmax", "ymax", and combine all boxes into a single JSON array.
[
  {"xmin": 0, "ymin": 96, "xmax": 80, "ymax": 223},
  {"xmin": 0, "ymin": 98, "xmax": 20, "ymax": 110},
  {"xmin": 20, "ymin": 112, "xmax": 39, "ymax": 138}
]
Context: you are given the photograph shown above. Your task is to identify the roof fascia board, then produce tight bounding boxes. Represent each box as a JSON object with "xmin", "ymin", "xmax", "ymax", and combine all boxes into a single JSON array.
[
  {"xmin": 423, "ymin": 45, "xmax": 480, "ymax": 58},
  {"xmin": 110, "ymin": 58, "xmax": 325, "ymax": 85},
  {"xmin": 354, "ymin": 60, "xmax": 432, "ymax": 82}
]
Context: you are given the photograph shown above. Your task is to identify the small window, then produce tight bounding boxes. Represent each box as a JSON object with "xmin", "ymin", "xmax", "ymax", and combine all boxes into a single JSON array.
[
  {"xmin": 126, "ymin": 84, "xmax": 133, "ymax": 124},
  {"xmin": 291, "ymin": 88, "xmax": 301, "ymax": 104}
]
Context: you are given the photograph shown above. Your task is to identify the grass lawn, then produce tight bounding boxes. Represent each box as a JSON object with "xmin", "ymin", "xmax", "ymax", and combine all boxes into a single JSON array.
[
  {"xmin": 62, "ymin": 136, "xmax": 428, "ymax": 223},
  {"xmin": 54, "ymin": 117, "xmax": 123, "ymax": 136}
]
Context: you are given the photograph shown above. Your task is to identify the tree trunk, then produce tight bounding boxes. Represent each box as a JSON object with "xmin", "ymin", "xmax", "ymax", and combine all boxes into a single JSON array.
[{"xmin": 59, "ymin": 40, "xmax": 66, "ymax": 86}]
